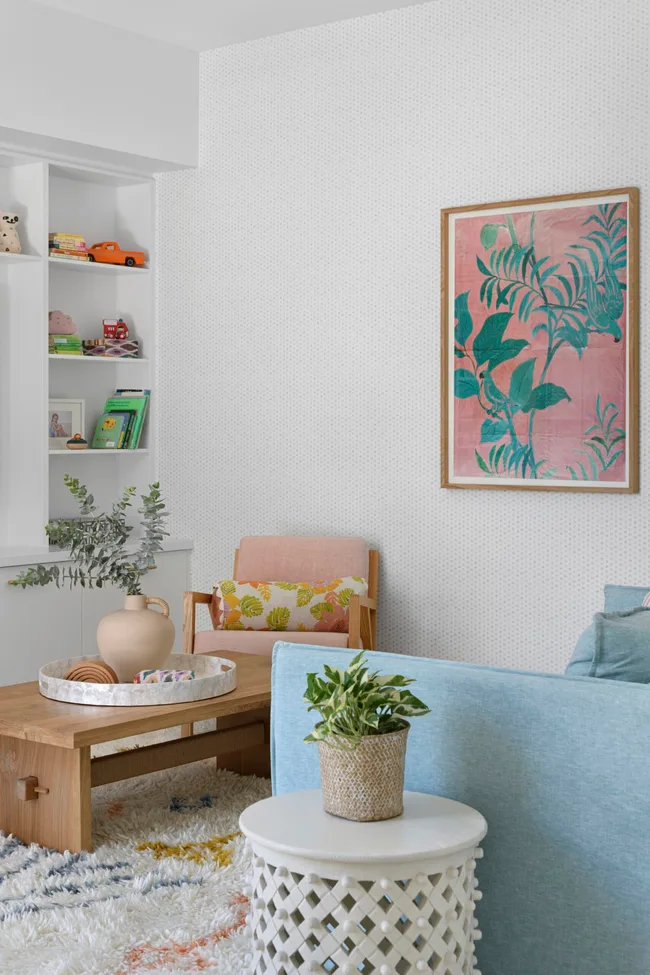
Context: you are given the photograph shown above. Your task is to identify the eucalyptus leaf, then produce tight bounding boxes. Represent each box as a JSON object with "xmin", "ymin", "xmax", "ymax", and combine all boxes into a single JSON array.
[{"xmin": 9, "ymin": 477, "xmax": 169, "ymax": 596}]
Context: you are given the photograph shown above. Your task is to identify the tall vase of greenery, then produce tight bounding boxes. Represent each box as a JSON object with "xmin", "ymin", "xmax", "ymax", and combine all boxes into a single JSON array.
[
  {"xmin": 10, "ymin": 475, "xmax": 173, "ymax": 682},
  {"xmin": 304, "ymin": 652, "xmax": 430, "ymax": 822}
]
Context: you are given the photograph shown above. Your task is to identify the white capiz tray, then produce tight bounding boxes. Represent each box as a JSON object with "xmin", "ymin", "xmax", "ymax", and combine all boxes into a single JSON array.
[{"xmin": 39, "ymin": 653, "xmax": 236, "ymax": 706}]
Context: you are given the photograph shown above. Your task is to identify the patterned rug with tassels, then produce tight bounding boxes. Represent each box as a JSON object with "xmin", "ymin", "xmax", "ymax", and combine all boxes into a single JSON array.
[{"xmin": 0, "ymin": 731, "xmax": 269, "ymax": 975}]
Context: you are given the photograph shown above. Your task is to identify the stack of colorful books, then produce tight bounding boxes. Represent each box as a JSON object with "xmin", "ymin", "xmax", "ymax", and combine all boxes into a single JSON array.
[
  {"xmin": 91, "ymin": 390, "xmax": 150, "ymax": 449},
  {"xmin": 49, "ymin": 233, "xmax": 89, "ymax": 261},
  {"xmin": 48, "ymin": 334, "xmax": 83, "ymax": 356}
]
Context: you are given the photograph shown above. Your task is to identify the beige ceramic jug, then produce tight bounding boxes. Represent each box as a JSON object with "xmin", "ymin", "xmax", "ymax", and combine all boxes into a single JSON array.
[{"xmin": 97, "ymin": 595, "xmax": 175, "ymax": 682}]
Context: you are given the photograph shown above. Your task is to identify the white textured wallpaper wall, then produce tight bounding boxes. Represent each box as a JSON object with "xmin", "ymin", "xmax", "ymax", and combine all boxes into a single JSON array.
[{"xmin": 156, "ymin": 0, "xmax": 649, "ymax": 672}]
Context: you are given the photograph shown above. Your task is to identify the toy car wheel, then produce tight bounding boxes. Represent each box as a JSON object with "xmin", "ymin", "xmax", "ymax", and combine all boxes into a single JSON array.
[
  {"xmin": 125, "ymin": 257, "xmax": 135, "ymax": 267},
  {"xmin": 88, "ymin": 254, "xmax": 95, "ymax": 262}
]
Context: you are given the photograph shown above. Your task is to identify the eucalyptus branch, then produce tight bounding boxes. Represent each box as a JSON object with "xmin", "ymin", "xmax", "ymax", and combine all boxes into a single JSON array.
[{"xmin": 9, "ymin": 479, "xmax": 168, "ymax": 596}]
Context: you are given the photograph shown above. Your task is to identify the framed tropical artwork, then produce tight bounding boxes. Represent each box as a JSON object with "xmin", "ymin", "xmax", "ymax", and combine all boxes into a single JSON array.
[{"xmin": 441, "ymin": 188, "xmax": 638, "ymax": 492}]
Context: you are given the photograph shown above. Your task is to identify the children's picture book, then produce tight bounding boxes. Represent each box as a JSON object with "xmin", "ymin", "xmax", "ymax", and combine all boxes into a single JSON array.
[
  {"xmin": 91, "ymin": 412, "xmax": 130, "ymax": 449},
  {"xmin": 95, "ymin": 389, "xmax": 150, "ymax": 448}
]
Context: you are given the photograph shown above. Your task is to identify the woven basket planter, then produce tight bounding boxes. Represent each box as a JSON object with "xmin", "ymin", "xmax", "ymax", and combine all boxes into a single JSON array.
[{"xmin": 318, "ymin": 722, "xmax": 410, "ymax": 822}]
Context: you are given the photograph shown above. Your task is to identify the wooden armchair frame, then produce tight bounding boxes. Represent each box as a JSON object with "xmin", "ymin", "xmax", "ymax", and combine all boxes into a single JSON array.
[{"xmin": 182, "ymin": 548, "xmax": 379, "ymax": 656}]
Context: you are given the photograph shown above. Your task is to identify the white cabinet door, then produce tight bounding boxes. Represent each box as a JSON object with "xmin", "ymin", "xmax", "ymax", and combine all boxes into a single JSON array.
[
  {"xmin": 0, "ymin": 566, "xmax": 82, "ymax": 685},
  {"xmin": 81, "ymin": 550, "xmax": 190, "ymax": 654}
]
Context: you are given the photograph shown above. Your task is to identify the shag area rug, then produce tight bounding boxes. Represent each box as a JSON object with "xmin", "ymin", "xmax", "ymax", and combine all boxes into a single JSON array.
[{"xmin": 0, "ymin": 728, "xmax": 270, "ymax": 975}]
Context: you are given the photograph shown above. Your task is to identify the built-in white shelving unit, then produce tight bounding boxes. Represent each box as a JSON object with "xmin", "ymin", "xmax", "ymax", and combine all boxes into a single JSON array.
[
  {"xmin": 48, "ymin": 256, "xmax": 150, "ymax": 276},
  {"xmin": 48, "ymin": 449, "xmax": 150, "ymax": 456},
  {"xmin": 0, "ymin": 150, "xmax": 156, "ymax": 548},
  {"xmin": 48, "ymin": 354, "xmax": 150, "ymax": 363}
]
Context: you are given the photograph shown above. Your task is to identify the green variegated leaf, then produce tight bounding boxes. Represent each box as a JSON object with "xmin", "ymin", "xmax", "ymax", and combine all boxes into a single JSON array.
[
  {"xmin": 240, "ymin": 594, "xmax": 263, "ymax": 617},
  {"xmin": 275, "ymin": 582, "xmax": 299, "ymax": 591},
  {"xmin": 323, "ymin": 665, "xmax": 345, "ymax": 683},
  {"xmin": 303, "ymin": 650, "xmax": 431, "ymax": 748},
  {"xmin": 266, "ymin": 606, "xmax": 291, "ymax": 630},
  {"xmin": 296, "ymin": 587, "xmax": 314, "ymax": 606},
  {"xmin": 310, "ymin": 602, "xmax": 334, "ymax": 620}
]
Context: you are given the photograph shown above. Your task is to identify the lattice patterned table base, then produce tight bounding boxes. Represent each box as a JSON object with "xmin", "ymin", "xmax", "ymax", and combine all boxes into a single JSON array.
[{"xmin": 244, "ymin": 847, "xmax": 485, "ymax": 975}]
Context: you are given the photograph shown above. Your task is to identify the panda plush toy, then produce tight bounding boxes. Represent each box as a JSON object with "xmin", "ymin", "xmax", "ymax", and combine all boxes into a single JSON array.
[{"xmin": 0, "ymin": 212, "xmax": 21, "ymax": 253}]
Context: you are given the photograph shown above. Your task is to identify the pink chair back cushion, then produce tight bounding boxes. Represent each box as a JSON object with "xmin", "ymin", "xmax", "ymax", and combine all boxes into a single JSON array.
[
  {"xmin": 194, "ymin": 629, "xmax": 349, "ymax": 656},
  {"xmin": 235, "ymin": 536, "xmax": 368, "ymax": 583}
]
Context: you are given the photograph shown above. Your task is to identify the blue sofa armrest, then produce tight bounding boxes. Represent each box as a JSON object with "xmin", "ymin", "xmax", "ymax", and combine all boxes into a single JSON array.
[{"xmin": 271, "ymin": 641, "xmax": 650, "ymax": 975}]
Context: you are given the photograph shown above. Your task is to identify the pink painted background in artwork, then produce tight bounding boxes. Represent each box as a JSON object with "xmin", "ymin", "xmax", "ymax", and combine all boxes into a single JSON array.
[{"xmin": 452, "ymin": 202, "xmax": 627, "ymax": 482}]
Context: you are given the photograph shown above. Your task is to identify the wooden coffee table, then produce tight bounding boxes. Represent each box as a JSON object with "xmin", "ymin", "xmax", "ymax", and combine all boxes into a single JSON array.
[{"xmin": 0, "ymin": 651, "xmax": 270, "ymax": 854}]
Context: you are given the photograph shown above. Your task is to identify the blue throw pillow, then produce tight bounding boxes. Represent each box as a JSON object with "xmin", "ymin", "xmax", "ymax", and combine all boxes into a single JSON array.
[
  {"xmin": 604, "ymin": 584, "xmax": 650, "ymax": 612},
  {"xmin": 566, "ymin": 607, "xmax": 650, "ymax": 682}
]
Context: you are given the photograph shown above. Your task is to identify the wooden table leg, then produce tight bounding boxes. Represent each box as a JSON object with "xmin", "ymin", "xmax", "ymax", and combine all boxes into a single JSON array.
[
  {"xmin": 0, "ymin": 736, "xmax": 92, "ymax": 853},
  {"xmin": 215, "ymin": 706, "xmax": 271, "ymax": 778}
]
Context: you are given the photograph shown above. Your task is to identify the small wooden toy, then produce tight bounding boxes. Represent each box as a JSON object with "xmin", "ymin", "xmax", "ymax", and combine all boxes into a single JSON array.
[
  {"xmin": 88, "ymin": 242, "xmax": 146, "ymax": 267},
  {"xmin": 0, "ymin": 212, "xmax": 21, "ymax": 253},
  {"xmin": 66, "ymin": 434, "xmax": 88, "ymax": 450},
  {"xmin": 65, "ymin": 661, "xmax": 119, "ymax": 683},
  {"xmin": 103, "ymin": 318, "xmax": 129, "ymax": 339}
]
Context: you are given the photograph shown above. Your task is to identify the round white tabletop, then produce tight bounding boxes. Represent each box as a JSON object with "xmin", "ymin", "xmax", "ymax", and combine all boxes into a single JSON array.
[{"xmin": 239, "ymin": 789, "xmax": 487, "ymax": 864}]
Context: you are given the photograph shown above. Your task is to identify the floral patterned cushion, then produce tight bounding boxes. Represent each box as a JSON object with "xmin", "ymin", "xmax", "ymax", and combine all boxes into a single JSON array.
[{"xmin": 211, "ymin": 577, "xmax": 368, "ymax": 633}]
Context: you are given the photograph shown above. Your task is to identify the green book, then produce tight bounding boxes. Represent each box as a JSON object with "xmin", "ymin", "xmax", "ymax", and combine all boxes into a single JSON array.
[
  {"xmin": 103, "ymin": 393, "xmax": 150, "ymax": 449},
  {"xmin": 92, "ymin": 412, "xmax": 129, "ymax": 449}
]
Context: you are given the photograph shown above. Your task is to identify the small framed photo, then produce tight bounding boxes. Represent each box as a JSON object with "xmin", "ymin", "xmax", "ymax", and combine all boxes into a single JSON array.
[{"xmin": 48, "ymin": 398, "xmax": 85, "ymax": 450}]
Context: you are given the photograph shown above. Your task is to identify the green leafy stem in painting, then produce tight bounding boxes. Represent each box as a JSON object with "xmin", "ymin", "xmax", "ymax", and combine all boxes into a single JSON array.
[
  {"xmin": 454, "ymin": 203, "xmax": 626, "ymax": 479},
  {"xmin": 566, "ymin": 394, "xmax": 625, "ymax": 481}
]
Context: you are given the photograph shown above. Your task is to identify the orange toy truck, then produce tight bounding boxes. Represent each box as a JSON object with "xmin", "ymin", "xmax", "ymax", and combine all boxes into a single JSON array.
[{"xmin": 87, "ymin": 241, "xmax": 146, "ymax": 268}]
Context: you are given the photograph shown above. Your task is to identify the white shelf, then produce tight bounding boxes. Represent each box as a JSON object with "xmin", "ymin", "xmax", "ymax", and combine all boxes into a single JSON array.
[
  {"xmin": 48, "ymin": 256, "xmax": 149, "ymax": 275},
  {"xmin": 49, "ymin": 448, "xmax": 149, "ymax": 456},
  {"xmin": 48, "ymin": 354, "xmax": 149, "ymax": 363},
  {"xmin": 0, "ymin": 251, "xmax": 42, "ymax": 264},
  {"xmin": 0, "ymin": 154, "xmax": 156, "ymax": 551},
  {"xmin": 0, "ymin": 538, "xmax": 193, "ymax": 569}
]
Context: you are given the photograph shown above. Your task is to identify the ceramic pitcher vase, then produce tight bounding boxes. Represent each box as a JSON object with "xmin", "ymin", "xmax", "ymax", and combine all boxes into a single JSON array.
[{"xmin": 97, "ymin": 595, "xmax": 175, "ymax": 682}]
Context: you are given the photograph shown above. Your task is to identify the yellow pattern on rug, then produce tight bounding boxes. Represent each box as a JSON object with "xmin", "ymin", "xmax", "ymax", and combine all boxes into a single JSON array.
[{"xmin": 137, "ymin": 831, "xmax": 240, "ymax": 867}]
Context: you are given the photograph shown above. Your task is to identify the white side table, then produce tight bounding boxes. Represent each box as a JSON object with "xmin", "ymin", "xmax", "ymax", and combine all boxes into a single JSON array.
[{"xmin": 240, "ymin": 790, "xmax": 487, "ymax": 975}]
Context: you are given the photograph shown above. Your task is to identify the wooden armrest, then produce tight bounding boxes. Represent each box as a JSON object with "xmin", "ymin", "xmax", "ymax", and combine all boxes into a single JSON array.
[
  {"xmin": 182, "ymin": 590, "xmax": 213, "ymax": 654},
  {"xmin": 186, "ymin": 591, "xmax": 212, "ymax": 605},
  {"xmin": 349, "ymin": 594, "xmax": 378, "ymax": 652}
]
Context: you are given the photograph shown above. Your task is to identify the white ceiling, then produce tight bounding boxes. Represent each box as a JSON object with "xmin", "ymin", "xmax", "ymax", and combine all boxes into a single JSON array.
[{"xmin": 35, "ymin": 0, "xmax": 422, "ymax": 51}]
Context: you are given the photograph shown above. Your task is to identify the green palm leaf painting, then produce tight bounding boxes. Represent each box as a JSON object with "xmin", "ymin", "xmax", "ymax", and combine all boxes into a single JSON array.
[{"xmin": 448, "ymin": 194, "xmax": 632, "ymax": 488}]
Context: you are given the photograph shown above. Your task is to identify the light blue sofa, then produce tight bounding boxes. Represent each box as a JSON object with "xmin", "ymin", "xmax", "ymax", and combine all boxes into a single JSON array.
[{"xmin": 271, "ymin": 641, "xmax": 650, "ymax": 975}]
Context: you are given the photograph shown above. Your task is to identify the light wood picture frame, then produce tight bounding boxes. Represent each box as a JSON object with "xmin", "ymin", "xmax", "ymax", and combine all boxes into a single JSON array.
[
  {"xmin": 48, "ymin": 398, "xmax": 85, "ymax": 450},
  {"xmin": 441, "ymin": 188, "xmax": 638, "ymax": 492}
]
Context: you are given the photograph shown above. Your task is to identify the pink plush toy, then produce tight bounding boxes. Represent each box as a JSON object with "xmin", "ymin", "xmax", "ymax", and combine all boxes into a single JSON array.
[{"xmin": 48, "ymin": 309, "xmax": 77, "ymax": 335}]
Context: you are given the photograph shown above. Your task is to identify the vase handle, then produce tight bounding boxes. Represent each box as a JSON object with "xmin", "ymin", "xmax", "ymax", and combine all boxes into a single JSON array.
[{"xmin": 146, "ymin": 596, "xmax": 170, "ymax": 618}]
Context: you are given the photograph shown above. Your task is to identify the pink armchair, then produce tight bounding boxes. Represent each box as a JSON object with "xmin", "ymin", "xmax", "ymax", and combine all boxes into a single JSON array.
[{"xmin": 182, "ymin": 536, "xmax": 378, "ymax": 658}]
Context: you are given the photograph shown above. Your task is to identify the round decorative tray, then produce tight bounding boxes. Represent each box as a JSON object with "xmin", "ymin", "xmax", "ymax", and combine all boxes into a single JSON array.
[{"xmin": 39, "ymin": 654, "xmax": 236, "ymax": 707}]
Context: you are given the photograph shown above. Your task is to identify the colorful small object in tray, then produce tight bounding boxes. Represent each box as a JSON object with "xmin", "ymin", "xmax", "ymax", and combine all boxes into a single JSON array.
[
  {"xmin": 133, "ymin": 669, "xmax": 196, "ymax": 683},
  {"xmin": 88, "ymin": 241, "xmax": 146, "ymax": 268}
]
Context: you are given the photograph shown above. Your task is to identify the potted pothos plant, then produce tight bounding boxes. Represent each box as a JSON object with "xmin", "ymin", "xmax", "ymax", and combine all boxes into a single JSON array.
[
  {"xmin": 9, "ymin": 475, "xmax": 174, "ymax": 682},
  {"xmin": 304, "ymin": 651, "xmax": 430, "ymax": 822}
]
